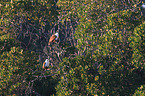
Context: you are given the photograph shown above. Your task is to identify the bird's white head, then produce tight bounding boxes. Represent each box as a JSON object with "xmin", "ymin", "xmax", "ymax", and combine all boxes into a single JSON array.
[
  {"xmin": 55, "ymin": 33, "xmax": 59, "ymax": 37},
  {"xmin": 54, "ymin": 33, "xmax": 59, "ymax": 40},
  {"xmin": 142, "ymin": 4, "xmax": 145, "ymax": 8},
  {"xmin": 45, "ymin": 59, "xmax": 48, "ymax": 62}
]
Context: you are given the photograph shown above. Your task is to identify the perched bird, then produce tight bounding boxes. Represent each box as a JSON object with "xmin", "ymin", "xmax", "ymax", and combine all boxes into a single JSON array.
[
  {"xmin": 48, "ymin": 33, "xmax": 59, "ymax": 45},
  {"xmin": 42, "ymin": 59, "xmax": 49, "ymax": 70},
  {"xmin": 141, "ymin": 3, "xmax": 145, "ymax": 16}
]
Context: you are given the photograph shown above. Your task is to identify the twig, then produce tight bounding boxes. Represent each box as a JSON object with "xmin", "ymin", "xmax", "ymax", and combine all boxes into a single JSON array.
[{"xmin": 32, "ymin": 74, "xmax": 58, "ymax": 78}]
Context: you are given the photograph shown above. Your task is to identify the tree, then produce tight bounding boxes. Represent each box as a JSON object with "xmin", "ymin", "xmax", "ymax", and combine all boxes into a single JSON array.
[
  {"xmin": 0, "ymin": 46, "xmax": 40, "ymax": 95},
  {"xmin": 56, "ymin": 0, "xmax": 145, "ymax": 95},
  {"xmin": 56, "ymin": 54, "xmax": 99, "ymax": 95},
  {"xmin": 0, "ymin": 0, "xmax": 144, "ymax": 95},
  {"xmin": 0, "ymin": 0, "xmax": 58, "ymax": 95}
]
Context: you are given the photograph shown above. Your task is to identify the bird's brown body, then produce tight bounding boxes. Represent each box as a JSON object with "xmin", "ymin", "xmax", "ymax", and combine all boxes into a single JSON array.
[
  {"xmin": 42, "ymin": 62, "xmax": 48, "ymax": 69},
  {"xmin": 48, "ymin": 35, "xmax": 57, "ymax": 45}
]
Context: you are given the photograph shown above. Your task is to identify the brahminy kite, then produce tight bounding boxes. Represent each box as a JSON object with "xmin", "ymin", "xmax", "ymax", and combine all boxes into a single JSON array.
[
  {"xmin": 42, "ymin": 59, "xmax": 49, "ymax": 70},
  {"xmin": 48, "ymin": 33, "xmax": 59, "ymax": 45}
]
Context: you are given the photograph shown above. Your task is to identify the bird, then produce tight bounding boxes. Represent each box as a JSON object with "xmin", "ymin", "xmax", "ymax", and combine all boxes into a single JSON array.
[
  {"xmin": 42, "ymin": 59, "xmax": 49, "ymax": 70},
  {"xmin": 48, "ymin": 33, "xmax": 59, "ymax": 45},
  {"xmin": 141, "ymin": 3, "xmax": 145, "ymax": 16}
]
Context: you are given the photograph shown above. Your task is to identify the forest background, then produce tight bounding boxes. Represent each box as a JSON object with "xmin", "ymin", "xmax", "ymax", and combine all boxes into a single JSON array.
[{"xmin": 0, "ymin": 0, "xmax": 145, "ymax": 96}]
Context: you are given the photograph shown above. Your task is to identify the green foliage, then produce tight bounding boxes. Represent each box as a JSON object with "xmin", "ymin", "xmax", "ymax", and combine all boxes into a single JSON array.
[
  {"xmin": 0, "ymin": 0, "xmax": 144, "ymax": 96},
  {"xmin": 0, "ymin": 33, "xmax": 16, "ymax": 54},
  {"xmin": 56, "ymin": 54, "xmax": 99, "ymax": 95},
  {"xmin": 0, "ymin": 47, "xmax": 39, "ymax": 95},
  {"xmin": 56, "ymin": 0, "xmax": 145, "ymax": 95},
  {"xmin": 133, "ymin": 85, "xmax": 145, "ymax": 96},
  {"xmin": 129, "ymin": 22, "xmax": 145, "ymax": 68},
  {"xmin": 107, "ymin": 9, "xmax": 141, "ymax": 30}
]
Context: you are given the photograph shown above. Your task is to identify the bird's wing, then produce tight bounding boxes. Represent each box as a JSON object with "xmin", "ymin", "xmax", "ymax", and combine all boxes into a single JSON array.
[
  {"xmin": 49, "ymin": 35, "xmax": 56, "ymax": 43},
  {"xmin": 42, "ymin": 62, "xmax": 45, "ymax": 69}
]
